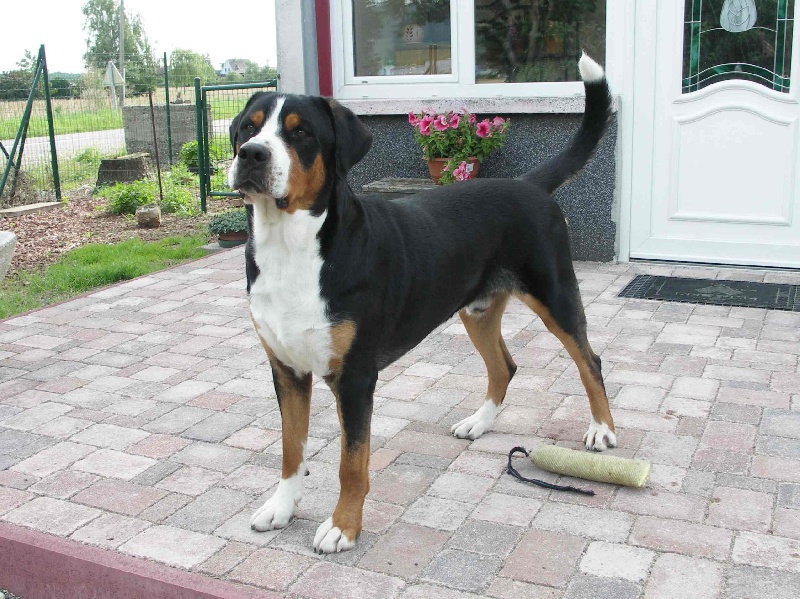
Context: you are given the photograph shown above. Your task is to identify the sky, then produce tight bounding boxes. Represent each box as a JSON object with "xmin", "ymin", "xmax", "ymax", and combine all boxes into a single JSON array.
[{"xmin": 2, "ymin": 0, "xmax": 277, "ymax": 74}]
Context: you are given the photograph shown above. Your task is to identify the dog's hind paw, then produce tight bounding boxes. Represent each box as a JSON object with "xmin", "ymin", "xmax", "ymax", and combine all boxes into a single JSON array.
[
  {"xmin": 313, "ymin": 517, "xmax": 356, "ymax": 554},
  {"xmin": 451, "ymin": 400, "xmax": 499, "ymax": 440},
  {"xmin": 583, "ymin": 419, "xmax": 617, "ymax": 451}
]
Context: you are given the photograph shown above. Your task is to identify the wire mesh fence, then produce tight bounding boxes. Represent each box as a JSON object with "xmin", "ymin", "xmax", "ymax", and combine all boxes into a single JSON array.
[{"xmin": 1, "ymin": 46, "xmax": 277, "ymax": 214}]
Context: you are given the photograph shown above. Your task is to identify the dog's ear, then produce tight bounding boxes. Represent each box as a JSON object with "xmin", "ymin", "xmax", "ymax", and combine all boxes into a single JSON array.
[
  {"xmin": 325, "ymin": 99, "xmax": 372, "ymax": 173},
  {"xmin": 229, "ymin": 112, "xmax": 242, "ymax": 157}
]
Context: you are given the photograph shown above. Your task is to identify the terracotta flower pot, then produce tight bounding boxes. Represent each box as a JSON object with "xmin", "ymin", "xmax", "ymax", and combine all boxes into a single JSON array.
[
  {"xmin": 218, "ymin": 231, "xmax": 248, "ymax": 248},
  {"xmin": 426, "ymin": 157, "xmax": 481, "ymax": 185}
]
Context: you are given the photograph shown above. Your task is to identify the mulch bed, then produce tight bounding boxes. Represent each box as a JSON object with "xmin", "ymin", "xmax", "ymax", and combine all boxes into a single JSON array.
[{"xmin": 0, "ymin": 187, "xmax": 240, "ymax": 277}]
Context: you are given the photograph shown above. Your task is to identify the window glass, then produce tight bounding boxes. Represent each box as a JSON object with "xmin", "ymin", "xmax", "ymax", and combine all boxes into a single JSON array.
[
  {"xmin": 683, "ymin": 0, "xmax": 794, "ymax": 93},
  {"xmin": 475, "ymin": 0, "xmax": 606, "ymax": 84},
  {"xmin": 352, "ymin": 0, "xmax": 452, "ymax": 76}
]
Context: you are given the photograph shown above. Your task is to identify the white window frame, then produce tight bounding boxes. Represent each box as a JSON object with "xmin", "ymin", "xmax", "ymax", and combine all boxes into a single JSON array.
[{"xmin": 331, "ymin": 0, "xmax": 625, "ymax": 102}]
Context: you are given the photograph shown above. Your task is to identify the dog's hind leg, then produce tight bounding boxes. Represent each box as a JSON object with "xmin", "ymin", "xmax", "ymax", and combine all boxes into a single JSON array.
[
  {"xmin": 519, "ymin": 289, "xmax": 616, "ymax": 451},
  {"xmin": 452, "ymin": 293, "xmax": 517, "ymax": 440}
]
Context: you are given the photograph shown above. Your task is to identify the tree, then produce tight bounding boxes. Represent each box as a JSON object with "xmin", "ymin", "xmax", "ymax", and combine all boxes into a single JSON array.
[
  {"xmin": 169, "ymin": 49, "xmax": 217, "ymax": 87},
  {"xmin": 82, "ymin": 0, "xmax": 159, "ymax": 94},
  {"xmin": 243, "ymin": 62, "xmax": 277, "ymax": 82}
]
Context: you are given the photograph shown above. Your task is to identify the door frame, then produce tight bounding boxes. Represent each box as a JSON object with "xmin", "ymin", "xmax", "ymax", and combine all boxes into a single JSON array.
[{"xmin": 621, "ymin": 0, "xmax": 800, "ymax": 266}]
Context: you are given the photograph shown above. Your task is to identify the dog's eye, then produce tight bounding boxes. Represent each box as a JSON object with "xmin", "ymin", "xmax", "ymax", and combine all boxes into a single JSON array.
[
  {"xmin": 291, "ymin": 128, "xmax": 308, "ymax": 138},
  {"xmin": 245, "ymin": 123, "xmax": 255, "ymax": 132}
]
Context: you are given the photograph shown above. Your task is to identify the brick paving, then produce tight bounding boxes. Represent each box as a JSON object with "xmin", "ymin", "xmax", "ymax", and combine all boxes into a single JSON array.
[{"xmin": 1, "ymin": 248, "xmax": 800, "ymax": 597}]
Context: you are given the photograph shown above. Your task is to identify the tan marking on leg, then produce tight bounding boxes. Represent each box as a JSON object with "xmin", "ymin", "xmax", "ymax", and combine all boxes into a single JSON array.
[
  {"xmin": 251, "ymin": 315, "xmax": 312, "ymax": 479},
  {"xmin": 459, "ymin": 294, "xmax": 517, "ymax": 407},
  {"xmin": 250, "ymin": 110, "xmax": 265, "ymax": 128},
  {"xmin": 328, "ymin": 320, "xmax": 357, "ymax": 376},
  {"xmin": 285, "ymin": 151, "xmax": 326, "ymax": 213},
  {"xmin": 518, "ymin": 294, "xmax": 614, "ymax": 431}
]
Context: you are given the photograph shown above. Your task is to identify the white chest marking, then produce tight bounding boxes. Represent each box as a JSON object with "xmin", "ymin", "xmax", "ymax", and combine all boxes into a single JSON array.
[{"xmin": 249, "ymin": 201, "xmax": 333, "ymax": 376}]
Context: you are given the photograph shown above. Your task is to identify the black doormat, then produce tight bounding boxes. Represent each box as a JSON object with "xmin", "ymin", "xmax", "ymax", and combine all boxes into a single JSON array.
[{"xmin": 618, "ymin": 275, "xmax": 800, "ymax": 311}]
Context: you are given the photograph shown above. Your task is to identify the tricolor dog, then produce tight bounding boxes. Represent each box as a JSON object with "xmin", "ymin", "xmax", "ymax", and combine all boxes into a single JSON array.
[{"xmin": 228, "ymin": 54, "xmax": 615, "ymax": 553}]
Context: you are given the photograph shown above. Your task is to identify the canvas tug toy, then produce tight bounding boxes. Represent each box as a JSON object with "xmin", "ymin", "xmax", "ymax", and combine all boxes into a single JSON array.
[{"xmin": 507, "ymin": 445, "xmax": 652, "ymax": 496}]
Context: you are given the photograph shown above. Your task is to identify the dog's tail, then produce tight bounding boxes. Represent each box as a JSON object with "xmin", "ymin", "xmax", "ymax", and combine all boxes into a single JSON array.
[{"xmin": 520, "ymin": 53, "xmax": 611, "ymax": 193}]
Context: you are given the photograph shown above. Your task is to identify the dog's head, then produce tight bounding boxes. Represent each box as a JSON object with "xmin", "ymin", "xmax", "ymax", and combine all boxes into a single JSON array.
[{"xmin": 227, "ymin": 93, "xmax": 372, "ymax": 214}]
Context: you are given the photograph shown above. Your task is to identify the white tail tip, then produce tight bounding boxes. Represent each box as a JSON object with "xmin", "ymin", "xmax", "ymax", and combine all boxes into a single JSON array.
[{"xmin": 578, "ymin": 53, "xmax": 605, "ymax": 83}]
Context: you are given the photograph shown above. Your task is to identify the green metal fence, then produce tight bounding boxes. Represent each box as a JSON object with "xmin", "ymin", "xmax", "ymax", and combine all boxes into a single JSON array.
[{"xmin": 193, "ymin": 79, "xmax": 278, "ymax": 212}]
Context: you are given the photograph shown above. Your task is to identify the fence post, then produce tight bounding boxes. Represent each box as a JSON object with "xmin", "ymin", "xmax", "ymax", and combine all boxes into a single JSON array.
[
  {"xmin": 194, "ymin": 77, "xmax": 207, "ymax": 213},
  {"xmin": 163, "ymin": 52, "xmax": 173, "ymax": 165},
  {"xmin": 40, "ymin": 45, "xmax": 61, "ymax": 200}
]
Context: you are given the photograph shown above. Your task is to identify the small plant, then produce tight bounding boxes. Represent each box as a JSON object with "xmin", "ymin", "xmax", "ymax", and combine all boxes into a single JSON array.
[
  {"xmin": 208, "ymin": 208, "xmax": 248, "ymax": 235},
  {"xmin": 178, "ymin": 140, "xmax": 230, "ymax": 171},
  {"xmin": 100, "ymin": 176, "xmax": 199, "ymax": 216},
  {"xmin": 409, "ymin": 109, "xmax": 510, "ymax": 184},
  {"xmin": 76, "ymin": 147, "xmax": 102, "ymax": 165}
]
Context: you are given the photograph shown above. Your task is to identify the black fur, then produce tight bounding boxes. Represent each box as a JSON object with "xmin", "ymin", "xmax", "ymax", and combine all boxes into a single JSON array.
[{"xmin": 230, "ymin": 72, "xmax": 612, "ymax": 449}]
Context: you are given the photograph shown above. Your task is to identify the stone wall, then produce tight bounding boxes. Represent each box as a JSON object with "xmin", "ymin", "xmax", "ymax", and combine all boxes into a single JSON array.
[
  {"xmin": 348, "ymin": 114, "xmax": 618, "ymax": 262},
  {"xmin": 122, "ymin": 104, "xmax": 202, "ymax": 166}
]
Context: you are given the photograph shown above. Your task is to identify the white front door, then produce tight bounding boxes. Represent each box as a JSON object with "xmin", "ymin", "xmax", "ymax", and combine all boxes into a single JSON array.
[{"xmin": 629, "ymin": 0, "xmax": 800, "ymax": 267}]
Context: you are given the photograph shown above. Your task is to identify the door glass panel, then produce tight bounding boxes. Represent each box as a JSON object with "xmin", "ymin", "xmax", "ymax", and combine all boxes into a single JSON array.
[
  {"xmin": 474, "ymin": 0, "xmax": 606, "ymax": 83},
  {"xmin": 352, "ymin": 0, "xmax": 452, "ymax": 77},
  {"xmin": 683, "ymin": 0, "xmax": 795, "ymax": 93}
]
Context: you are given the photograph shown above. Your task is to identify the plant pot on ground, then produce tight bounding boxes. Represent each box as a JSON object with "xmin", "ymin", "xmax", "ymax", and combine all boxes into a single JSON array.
[{"xmin": 208, "ymin": 207, "xmax": 248, "ymax": 248}]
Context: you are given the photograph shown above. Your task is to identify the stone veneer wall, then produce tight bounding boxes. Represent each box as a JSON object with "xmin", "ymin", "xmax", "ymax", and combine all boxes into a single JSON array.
[{"xmin": 348, "ymin": 114, "xmax": 618, "ymax": 262}]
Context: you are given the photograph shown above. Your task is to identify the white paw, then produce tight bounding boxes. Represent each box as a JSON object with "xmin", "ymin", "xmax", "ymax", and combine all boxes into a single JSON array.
[
  {"xmin": 250, "ymin": 473, "xmax": 303, "ymax": 531},
  {"xmin": 452, "ymin": 400, "xmax": 499, "ymax": 440},
  {"xmin": 313, "ymin": 517, "xmax": 356, "ymax": 554},
  {"xmin": 583, "ymin": 419, "xmax": 617, "ymax": 451}
]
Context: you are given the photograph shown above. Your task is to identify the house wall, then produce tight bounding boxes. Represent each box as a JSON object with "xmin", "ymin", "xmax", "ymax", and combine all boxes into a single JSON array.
[{"xmin": 349, "ymin": 113, "xmax": 618, "ymax": 262}]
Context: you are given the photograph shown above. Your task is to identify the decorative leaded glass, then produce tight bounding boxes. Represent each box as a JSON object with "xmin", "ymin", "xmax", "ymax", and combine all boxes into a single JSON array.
[{"xmin": 683, "ymin": 0, "xmax": 795, "ymax": 93}]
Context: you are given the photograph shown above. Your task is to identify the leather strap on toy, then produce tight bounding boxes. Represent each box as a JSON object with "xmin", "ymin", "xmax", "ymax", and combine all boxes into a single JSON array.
[{"xmin": 506, "ymin": 446, "xmax": 595, "ymax": 496}]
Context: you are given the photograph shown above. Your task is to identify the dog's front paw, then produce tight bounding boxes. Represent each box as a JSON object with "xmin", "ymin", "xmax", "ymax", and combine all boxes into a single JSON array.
[
  {"xmin": 250, "ymin": 486, "xmax": 300, "ymax": 531},
  {"xmin": 313, "ymin": 517, "xmax": 356, "ymax": 554},
  {"xmin": 451, "ymin": 400, "xmax": 498, "ymax": 440},
  {"xmin": 583, "ymin": 419, "xmax": 617, "ymax": 451}
]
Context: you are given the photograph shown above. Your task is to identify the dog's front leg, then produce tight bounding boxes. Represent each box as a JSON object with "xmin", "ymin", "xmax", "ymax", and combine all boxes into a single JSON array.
[
  {"xmin": 314, "ymin": 366, "xmax": 376, "ymax": 553},
  {"xmin": 250, "ymin": 354, "xmax": 312, "ymax": 531}
]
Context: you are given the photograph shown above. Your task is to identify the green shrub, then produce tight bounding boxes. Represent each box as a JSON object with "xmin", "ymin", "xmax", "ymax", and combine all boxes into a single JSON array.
[
  {"xmin": 101, "ymin": 176, "xmax": 199, "ymax": 216},
  {"xmin": 178, "ymin": 140, "xmax": 200, "ymax": 169},
  {"xmin": 76, "ymin": 147, "xmax": 103, "ymax": 165},
  {"xmin": 178, "ymin": 140, "xmax": 231, "ymax": 170},
  {"xmin": 208, "ymin": 208, "xmax": 248, "ymax": 235}
]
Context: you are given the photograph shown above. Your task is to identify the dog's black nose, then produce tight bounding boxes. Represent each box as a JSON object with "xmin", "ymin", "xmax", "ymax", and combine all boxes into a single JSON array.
[{"xmin": 238, "ymin": 142, "xmax": 270, "ymax": 165}]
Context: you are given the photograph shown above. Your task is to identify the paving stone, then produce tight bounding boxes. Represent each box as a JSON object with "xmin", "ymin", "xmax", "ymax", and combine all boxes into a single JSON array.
[
  {"xmin": 171, "ymin": 441, "xmax": 250, "ymax": 472},
  {"xmin": 70, "ymin": 423, "xmax": 149, "ymax": 450},
  {"xmin": 394, "ymin": 452, "xmax": 453, "ymax": 470},
  {"xmin": 11, "ymin": 441, "xmax": 95, "ymax": 478},
  {"xmin": 72, "ymin": 449, "xmax": 157, "ymax": 480},
  {"xmin": 726, "ymin": 566, "xmax": 800, "ymax": 599},
  {"xmin": 182, "ymin": 411, "xmax": 254, "ymax": 442},
  {"xmin": 534, "ymin": 502, "xmax": 634, "ymax": 542},
  {"xmin": 644, "ymin": 553, "xmax": 724, "ymax": 599},
  {"xmin": 401, "ymin": 496, "xmax": 474, "ymax": 531},
  {"xmin": 370, "ymin": 464, "xmax": 440, "ymax": 506},
  {"xmin": 707, "ymin": 486, "xmax": 773, "ymax": 532},
  {"xmin": 4, "ymin": 496, "xmax": 100, "ymax": 536},
  {"xmin": 716, "ymin": 473, "xmax": 777, "ymax": 493},
  {"xmin": 0, "ymin": 487, "xmax": 33, "ymax": 515},
  {"xmin": 774, "ymin": 508, "xmax": 800, "ymax": 540},
  {"xmin": 428, "ymin": 471, "xmax": 494, "ymax": 505},
  {"xmin": 671, "ymin": 376, "xmax": 719, "ymax": 400},
  {"xmin": 72, "ymin": 479, "xmax": 166, "ymax": 515},
  {"xmin": 154, "ymin": 464, "xmax": 225, "ymax": 495},
  {"xmin": 70, "ymin": 513, "xmax": 150, "ymax": 549},
  {"xmin": 579, "ymin": 541, "xmax": 655, "ymax": 583},
  {"xmin": 27, "ymin": 470, "xmax": 98, "ymax": 499},
  {"xmin": 213, "ymin": 509, "xmax": 281, "ymax": 546},
  {"xmin": 636, "ymin": 432, "xmax": 698, "ymax": 467},
  {"xmin": 385, "ymin": 430, "xmax": 469, "ymax": 459},
  {"xmin": 472, "ymin": 492, "xmax": 542, "ymax": 527},
  {"xmin": 138, "ymin": 493, "xmax": 193, "ymax": 523},
  {"xmin": 710, "ymin": 402, "xmax": 762, "ymax": 424},
  {"xmin": 420, "ymin": 548, "xmax": 502, "ymax": 593},
  {"xmin": 778, "ymin": 483, "xmax": 800, "ymax": 509},
  {"xmin": 630, "ymin": 515, "xmax": 732, "ymax": 559},
  {"xmin": 447, "ymin": 519, "xmax": 522, "ymax": 558},
  {"xmin": 502, "ymin": 528, "xmax": 586, "ymax": 587},
  {"xmin": 701, "ymin": 420, "xmax": 757, "ymax": 451},
  {"xmin": 486, "ymin": 578, "xmax": 561, "ymax": 599},
  {"xmin": 143, "ymin": 406, "xmax": 214, "ymax": 435},
  {"xmin": 197, "ymin": 541, "xmax": 255, "ymax": 576},
  {"xmin": 290, "ymin": 561, "xmax": 404, "ymax": 599},
  {"xmin": 732, "ymin": 531, "xmax": 800, "ymax": 572},
  {"xmin": 131, "ymin": 461, "xmax": 181, "ymax": 486},
  {"xmin": 358, "ymin": 522, "xmax": 450, "ymax": 578},
  {"xmin": 166, "ymin": 486, "xmax": 250, "ymax": 533},
  {"xmin": 223, "ymin": 426, "xmax": 279, "ymax": 451},
  {"xmin": 119, "ymin": 525, "xmax": 226, "ymax": 569},
  {"xmin": 691, "ymin": 448, "xmax": 751, "ymax": 474},
  {"xmin": 762, "ymin": 409, "xmax": 800, "ymax": 439},
  {"xmin": 0, "ymin": 470, "xmax": 38, "ymax": 491},
  {"xmin": 126, "ymin": 434, "xmax": 190, "ymax": 459},
  {"xmin": 1, "ymin": 402, "xmax": 73, "ymax": 431}
]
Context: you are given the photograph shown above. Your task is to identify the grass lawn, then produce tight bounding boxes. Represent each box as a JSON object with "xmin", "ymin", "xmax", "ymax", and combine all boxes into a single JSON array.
[
  {"xmin": 0, "ymin": 235, "xmax": 208, "ymax": 319},
  {"xmin": 0, "ymin": 108, "xmax": 123, "ymax": 139}
]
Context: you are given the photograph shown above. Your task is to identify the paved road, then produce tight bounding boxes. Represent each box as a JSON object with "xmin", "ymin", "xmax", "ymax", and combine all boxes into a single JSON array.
[{"xmin": 1, "ymin": 118, "xmax": 232, "ymax": 167}]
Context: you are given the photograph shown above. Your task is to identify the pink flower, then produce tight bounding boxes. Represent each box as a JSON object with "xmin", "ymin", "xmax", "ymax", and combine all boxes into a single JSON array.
[
  {"xmin": 433, "ymin": 115, "xmax": 449, "ymax": 131},
  {"xmin": 468, "ymin": 113, "xmax": 476, "ymax": 124},
  {"xmin": 453, "ymin": 161, "xmax": 472, "ymax": 181},
  {"xmin": 408, "ymin": 111, "xmax": 420, "ymax": 125},
  {"xmin": 492, "ymin": 116, "xmax": 505, "ymax": 128},
  {"xmin": 418, "ymin": 119, "xmax": 432, "ymax": 136},
  {"xmin": 449, "ymin": 113, "xmax": 461, "ymax": 128},
  {"xmin": 442, "ymin": 164, "xmax": 449, "ymax": 172},
  {"xmin": 476, "ymin": 120, "xmax": 491, "ymax": 138}
]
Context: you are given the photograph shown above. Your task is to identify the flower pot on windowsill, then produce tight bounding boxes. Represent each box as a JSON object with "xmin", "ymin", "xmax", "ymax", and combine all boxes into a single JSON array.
[
  {"xmin": 217, "ymin": 231, "xmax": 248, "ymax": 248},
  {"xmin": 427, "ymin": 156, "xmax": 481, "ymax": 185}
]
